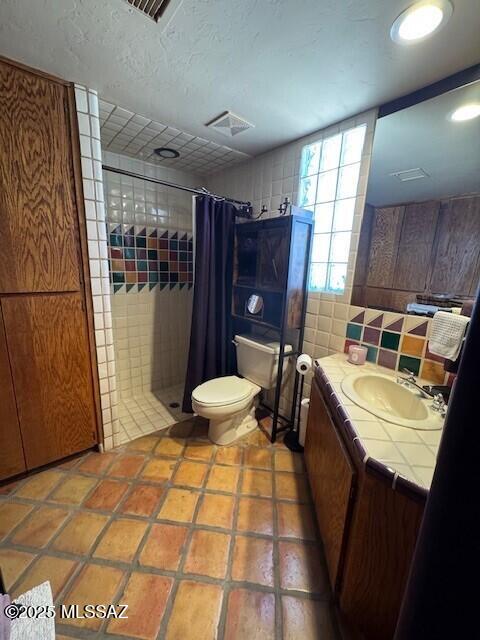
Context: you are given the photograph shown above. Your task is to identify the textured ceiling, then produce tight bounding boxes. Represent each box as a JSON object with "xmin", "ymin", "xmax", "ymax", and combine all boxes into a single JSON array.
[
  {"xmin": 99, "ymin": 99, "xmax": 249, "ymax": 174},
  {"xmin": 367, "ymin": 80, "xmax": 480, "ymax": 206},
  {"xmin": 0, "ymin": 0, "xmax": 479, "ymax": 156}
]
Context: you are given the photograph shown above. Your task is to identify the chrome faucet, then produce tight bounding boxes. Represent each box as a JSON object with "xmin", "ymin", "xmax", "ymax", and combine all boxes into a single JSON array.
[
  {"xmin": 397, "ymin": 368, "xmax": 434, "ymax": 398},
  {"xmin": 397, "ymin": 368, "xmax": 447, "ymax": 417}
]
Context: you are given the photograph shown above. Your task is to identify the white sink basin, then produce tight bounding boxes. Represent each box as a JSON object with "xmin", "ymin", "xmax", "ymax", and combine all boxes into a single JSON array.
[{"xmin": 341, "ymin": 372, "xmax": 444, "ymax": 430}]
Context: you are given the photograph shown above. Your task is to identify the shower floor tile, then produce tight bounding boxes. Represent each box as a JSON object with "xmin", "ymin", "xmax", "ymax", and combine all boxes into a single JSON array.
[
  {"xmin": 117, "ymin": 383, "xmax": 191, "ymax": 444},
  {"xmin": 0, "ymin": 420, "xmax": 339, "ymax": 640}
]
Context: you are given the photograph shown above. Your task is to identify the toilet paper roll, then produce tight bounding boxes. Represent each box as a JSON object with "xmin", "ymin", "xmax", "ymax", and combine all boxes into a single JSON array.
[{"xmin": 296, "ymin": 353, "xmax": 312, "ymax": 375}]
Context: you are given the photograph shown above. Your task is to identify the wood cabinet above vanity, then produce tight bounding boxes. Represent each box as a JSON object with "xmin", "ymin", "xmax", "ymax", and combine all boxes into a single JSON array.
[{"xmin": 305, "ymin": 357, "xmax": 435, "ymax": 640}]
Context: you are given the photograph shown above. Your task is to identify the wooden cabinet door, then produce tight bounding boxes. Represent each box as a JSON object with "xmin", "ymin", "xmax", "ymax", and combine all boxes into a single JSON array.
[
  {"xmin": 305, "ymin": 379, "xmax": 356, "ymax": 592},
  {"xmin": 0, "ymin": 305, "xmax": 26, "ymax": 480},
  {"xmin": 0, "ymin": 59, "xmax": 80, "ymax": 293},
  {"xmin": 393, "ymin": 201, "xmax": 439, "ymax": 292},
  {"xmin": 2, "ymin": 294, "xmax": 97, "ymax": 469},
  {"xmin": 366, "ymin": 206, "xmax": 404, "ymax": 288},
  {"xmin": 431, "ymin": 195, "xmax": 480, "ymax": 295}
]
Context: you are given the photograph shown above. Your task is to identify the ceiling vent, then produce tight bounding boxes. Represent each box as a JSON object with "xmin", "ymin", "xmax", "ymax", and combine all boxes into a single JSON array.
[
  {"xmin": 125, "ymin": 0, "xmax": 172, "ymax": 22},
  {"xmin": 206, "ymin": 111, "xmax": 254, "ymax": 137},
  {"xmin": 389, "ymin": 167, "xmax": 429, "ymax": 182}
]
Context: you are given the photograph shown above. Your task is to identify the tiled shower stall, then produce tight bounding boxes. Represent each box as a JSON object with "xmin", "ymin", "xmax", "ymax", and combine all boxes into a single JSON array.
[
  {"xmin": 102, "ymin": 152, "xmax": 196, "ymax": 443},
  {"xmin": 75, "ymin": 86, "xmax": 203, "ymax": 448}
]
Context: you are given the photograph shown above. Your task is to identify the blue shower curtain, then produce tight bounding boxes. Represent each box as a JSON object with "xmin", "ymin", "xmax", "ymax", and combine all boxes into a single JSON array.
[{"xmin": 182, "ymin": 195, "xmax": 237, "ymax": 413}]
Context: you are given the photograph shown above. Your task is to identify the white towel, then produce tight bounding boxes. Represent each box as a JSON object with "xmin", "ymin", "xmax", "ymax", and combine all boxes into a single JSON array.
[
  {"xmin": 10, "ymin": 581, "xmax": 55, "ymax": 640},
  {"xmin": 429, "ymin": 311, "xmax": 469, "ymax": 361}
]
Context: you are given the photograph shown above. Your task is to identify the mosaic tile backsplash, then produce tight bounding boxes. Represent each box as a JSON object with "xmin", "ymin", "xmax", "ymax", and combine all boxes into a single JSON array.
[
  {"xmin": 108, "ymin": 224, "xmax": 193, "ymax": 294},
  {"xmin": 344, "ymin": 306, "xmax": 450, "ymax": 385}
]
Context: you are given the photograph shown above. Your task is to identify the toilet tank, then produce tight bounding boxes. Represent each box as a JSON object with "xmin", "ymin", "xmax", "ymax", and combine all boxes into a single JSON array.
[{"xmin": 234, "ymin": 334, "xmax": 292, "ymax": 389}]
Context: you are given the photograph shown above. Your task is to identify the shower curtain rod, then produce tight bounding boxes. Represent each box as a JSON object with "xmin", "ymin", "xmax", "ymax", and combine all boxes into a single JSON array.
[{"xmin": 102, "ymin": 165, "xmax": 252, "ymax": 210}]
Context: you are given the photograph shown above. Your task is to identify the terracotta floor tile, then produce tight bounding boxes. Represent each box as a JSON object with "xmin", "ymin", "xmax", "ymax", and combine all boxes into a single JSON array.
[
  {"xmin": 278, "ymin": 541, "xmax": 329, "ymax": 594},
  {"xmin": 184, "ymin": 529, "xmax": 231, "ymax": 579},
  {"xmin": 0, "ymin": 480, "xmax": 20, "ymax": 495},
  {"xmin": 0, "ymin": 502, "xmax": 33, "ymax": 539},
  {"xmin": 52, "ymin": 511, "xmax": 109, "ymax": 555},
  {"xmin": 157, "ymin": 487, "xmax": 199, "ymax": 523},
  {"xmin": 183, "ymin": 442, "xmax": 214, "ymax": 462},
  {"xmin": 62, "ymin": 563, "xmax": 124, "ymax": 630},
  {"xmin": 241, "ymin": 469, "xmax": 273, "ymax": 498},
  {"xmin": 215, "ymin": 446, "xmax": 243, "ymax": 466},
  {"xmin": 236, "ymin": 497, "xmax": 274, "ymax": 536},
  {"xmin": 121, "ymin": 484, "xmax": 165, "ymax": 517},
  {"xmin": 13, "ymin": 555, "xmax": 78, "ymax": 600},
  {"xmin": 12, "ymin": 506, "xmax": 69, "ymax": 548},
  {"xmin": 107, "ymin": 572, "xmax": 173, "ymax": 639},
  {"xmin": 206, "ymin": 465, "xmax": 240, "ymax": 493},
  {"xmin": 165, "ymin": 580, "xmax": 223, "ymax": 640},
  {"xmin": 277, "ymin": 502, "xmax": 317, "ymax": 540},
  {"xmin": 189, "ymin": 418, "xmax": 210, "ymax": 440},
  {"xmin": 125, "ymin": 434, "xmax": 160, "ymax": 453},
  {"xmin": 275, "ymin": 472, "xmax": 311, "ymax": 503},
  {"xmin": 168, "ymin": 420, "xmax": 194, "ymax": 438},
  {"xmin": 94, "ymin": 518, "xmax": 148, "ymax": 563},
  {"xmin": 139, "ymin": 523, "xmax": 188, "ymax": 571},
  {"xmin": 141, "ymin": 457, "xmax": 176, "ymax": 483},
  {"xmin": 244, "ymin": 429, "xmax": 270, "ymax": 447},
  {"xmin": 155, "ymin": 437, "xmax": 186, "ymax": 458},
  {"xmin": 231, "ymin": 536, "xmax": 274, "ymax": 587},
  {"xmin": 77, "ymin": 451, "xmax": 117, "ymax": 475},
  {"xmin": 196, "ymin": 493, "xmax": 235, "ymax": 529},
  {"xmin": 244, "ymin": 447, "xmax": 272, "ymax": 470},
  {"xmin": 57, "ymin": 456, "xmax": 83, "ymax": 470},
  {"xmin": 282, "ymin": 596, "xmax": 336, "ymax": 640},
  {"xmin": 0, "ymin": 549, "xmax": 35, "ymax": 590},
  {"xmin": 84, "ymin": 479, "xmax": 129, "ymax": 511},
  {"xmin": 224, "ymin": 588, "xmax": 275, "ymax": 640},
  {"xmin": 173, "ymin": 460, "xmax": 208, "ymax": 488},
  {"xmin": 275, "ymin": 450, "xmax": 305, "ymax": 473},
  {"xmin": 107, "ymin": 454, "xmax": 145, "ymax": 479},
  {"xmin": 15, "ymin": 470, "xmax": 64, "ymax": 500},
  {"xmin": 50, "ymin": 474, "xmax": 97, "ymax": 505}
]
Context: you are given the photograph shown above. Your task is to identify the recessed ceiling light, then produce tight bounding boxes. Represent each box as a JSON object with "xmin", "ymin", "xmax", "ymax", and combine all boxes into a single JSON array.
[
  {"xmin": 154, "ymin": 147, "xmax": 180, "ymax": 159},
  {"xmin": 390, "ymin": 1, "xmax": 453, "ymax": 44},
  {"xmin": 450, "ymin": 103, "xmax": 480, "ymax": 122}
]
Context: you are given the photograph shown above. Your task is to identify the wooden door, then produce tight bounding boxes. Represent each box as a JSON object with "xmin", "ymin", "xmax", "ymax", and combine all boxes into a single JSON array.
[
  {"xmin": 2, "ymin": 294, "xmax": 97, "ymax": 469},
  {"xmin": 0, "ymin": 59, "xmax": 80, "ymax": 293},
  {"xmin": 431, "ymin": 195, "xmax": 480, "ymax": 295},
  {"xmin": 305, "ymin": 379, "xmax": 357, "ymax": 592},
  {"xmin": 0, "ymin": 305, "xmax": 26, "ymax": 480}
]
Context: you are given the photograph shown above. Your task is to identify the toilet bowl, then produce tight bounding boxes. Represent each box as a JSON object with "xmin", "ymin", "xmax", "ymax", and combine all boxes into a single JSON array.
[
  {"xmin": 192, "ymin": 375, "xmax": 261, "ymax": 445},
  {"xmin": 191, "ymin": 334, "xmax": 292, "ymax": 445}
]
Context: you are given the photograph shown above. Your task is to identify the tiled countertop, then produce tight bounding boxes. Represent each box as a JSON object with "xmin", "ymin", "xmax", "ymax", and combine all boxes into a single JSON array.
[{"xmin": 315, "ymin": 353, "xmax": 444, "ymax": 491}]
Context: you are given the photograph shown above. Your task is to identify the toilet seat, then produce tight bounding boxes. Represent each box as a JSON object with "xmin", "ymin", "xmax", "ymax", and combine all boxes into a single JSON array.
[{"xmin": 192, "ymin": 375, "xmax": 255, "ymax": 407}]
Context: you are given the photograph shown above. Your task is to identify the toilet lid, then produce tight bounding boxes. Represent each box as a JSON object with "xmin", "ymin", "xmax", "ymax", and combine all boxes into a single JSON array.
[{"xmin": 192, "ymin": 376, "xmax": 253, "ymax": 407}]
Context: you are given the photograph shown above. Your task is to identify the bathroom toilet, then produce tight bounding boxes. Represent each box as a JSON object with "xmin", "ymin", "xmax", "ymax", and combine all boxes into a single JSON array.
[{"xmin": 192, "ymin": 334, "xmax": 292, "ymax": 445}]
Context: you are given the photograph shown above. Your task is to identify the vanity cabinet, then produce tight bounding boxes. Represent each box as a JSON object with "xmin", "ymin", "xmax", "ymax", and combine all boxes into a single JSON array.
[
  {"xmin": 0, "ymin": 56, "xmax": 100, "ymax": 480},
  {"xmin": 304, "ymin": 378, "xmax": 357, "ymax": 591},
  {"xmin": 305, "ymin": 374, "xmax": 425, "ymax": 640}
]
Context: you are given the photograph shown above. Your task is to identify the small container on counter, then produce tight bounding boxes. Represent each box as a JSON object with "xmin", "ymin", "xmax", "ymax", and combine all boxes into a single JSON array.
[{"xmin": 347, "ymin": 344, "xmax": 367, "ymax": 365}]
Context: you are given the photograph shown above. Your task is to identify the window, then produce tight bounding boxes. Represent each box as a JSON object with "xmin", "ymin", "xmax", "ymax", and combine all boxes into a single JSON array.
[{"xmin": 298, "ymin": 124, "xmax": 366, "ymax": 293}]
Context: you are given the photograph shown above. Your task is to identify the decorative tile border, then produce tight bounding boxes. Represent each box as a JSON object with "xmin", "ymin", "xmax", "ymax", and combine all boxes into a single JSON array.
[
  {"xmin": 108, "ymin": 224, "xmax": 193, "ymax": 293},
  {"xmin": 344, "ymin": 306, "xmax": 447, "ymax": 385}
]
